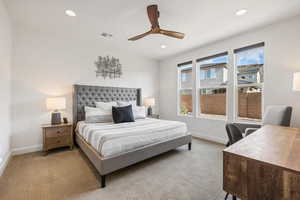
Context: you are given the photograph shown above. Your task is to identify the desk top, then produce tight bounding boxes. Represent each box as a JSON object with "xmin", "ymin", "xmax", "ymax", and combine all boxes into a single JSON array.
[{"xmin": 224, "ymin": 125, "xmax": 300, "ymax": 174}]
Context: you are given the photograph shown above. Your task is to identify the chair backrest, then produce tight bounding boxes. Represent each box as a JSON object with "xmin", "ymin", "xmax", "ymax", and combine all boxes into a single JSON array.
[
  {"xmin": 263, "ymin": 105, "xmax": 292, "ymax": 127},
  {"xmin": 226, "ymin": 123, "xmax": 243, "ymax": 146}
]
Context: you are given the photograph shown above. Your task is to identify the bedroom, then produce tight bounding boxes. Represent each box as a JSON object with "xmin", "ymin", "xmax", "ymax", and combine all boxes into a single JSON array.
[{"xmin": 1, "ymin": 0, "xmax": 300, "ymax": 199}]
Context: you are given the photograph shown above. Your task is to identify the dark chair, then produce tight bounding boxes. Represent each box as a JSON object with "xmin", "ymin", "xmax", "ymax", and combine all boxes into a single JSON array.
[
  {"xmin": 226, "ymin": 123, "xmax": 243, "ymax": 146},
  {"xmin": 224, "ymin": 123, "xmax": 243, "ymax": 200}
]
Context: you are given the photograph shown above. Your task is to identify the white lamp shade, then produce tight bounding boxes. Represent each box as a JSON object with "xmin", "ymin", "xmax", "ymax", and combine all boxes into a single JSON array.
[
  {"xmin": 144, "ymin": 98, "xmax": 155, "ymax": 107},
  {"xmin": 46, "ymin": 97, "xmax": 66, "ymax": 111},
  {"xmin": 293, "ymin": 72, "xmax": 300, "ymax": 91}
]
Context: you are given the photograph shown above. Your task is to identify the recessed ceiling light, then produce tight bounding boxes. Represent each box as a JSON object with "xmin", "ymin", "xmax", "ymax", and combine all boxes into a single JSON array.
[
  {"xmin": 161, "ymin": 45, "xmax": 167, "ymax": 49},
  {"xmin": 65, "ymin": 10, "xmax": 76, "ymax": 17},
  {"xmin": 236, "ymin": 9, "xmax": 247, "ymax": 16}
]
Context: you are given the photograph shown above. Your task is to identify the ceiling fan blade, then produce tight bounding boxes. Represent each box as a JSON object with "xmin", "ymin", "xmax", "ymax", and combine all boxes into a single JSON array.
[
  {"xmin": 147, "ymin": 5, "xmax": 160, "ymax": 29},
  {"xmin": 158, "ymin": 29, "xmax": 185, "ymax": 39},
  {"xmin": 128, "ymin": 30, "xmax": 152, "ymax": 41}
]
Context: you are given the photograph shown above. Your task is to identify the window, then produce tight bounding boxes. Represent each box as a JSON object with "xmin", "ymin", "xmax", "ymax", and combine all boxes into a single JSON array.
[
  {"xmin": 196, "ymin": 52, "xmax": 228, "ymax": 118},
  {"xmin": 234, "ymin": 42, "xmax": 264, "ymax": 120},
  {"xmin": 178, "ymin": 61, "xmax": 193, "ymax": 116},
  {"xmin": 176, "ymin": 42, "xmax": 265, "ymax": 122}
]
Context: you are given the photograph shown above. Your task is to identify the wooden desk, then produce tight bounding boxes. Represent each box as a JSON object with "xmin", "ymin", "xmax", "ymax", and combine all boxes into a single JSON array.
[{"xmin": 223, "ymin": 125, "xmax": 300, "ymax": 200}]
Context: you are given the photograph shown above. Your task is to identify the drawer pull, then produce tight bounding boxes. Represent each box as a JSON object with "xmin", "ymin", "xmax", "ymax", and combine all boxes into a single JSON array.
[{"xmin": 57, "ymin": 131, "xmax": 61, "ymax": 134}]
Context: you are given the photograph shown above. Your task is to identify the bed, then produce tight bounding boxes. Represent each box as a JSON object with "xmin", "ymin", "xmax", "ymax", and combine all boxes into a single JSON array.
[{"xmin": 73, "ymin": 85, "xmax": 192, "ymax": 188}]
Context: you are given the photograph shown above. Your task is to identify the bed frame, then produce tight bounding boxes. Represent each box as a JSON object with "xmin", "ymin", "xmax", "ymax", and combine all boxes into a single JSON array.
[{"xmin": 73, "ymin": 84, "xmax": 192, "ymax": 188}]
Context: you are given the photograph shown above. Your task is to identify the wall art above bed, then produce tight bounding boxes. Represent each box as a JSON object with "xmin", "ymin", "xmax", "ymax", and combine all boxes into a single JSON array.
[{"xmin": 95, "ymin": 56, "xmax": 122, "ymax": 79}]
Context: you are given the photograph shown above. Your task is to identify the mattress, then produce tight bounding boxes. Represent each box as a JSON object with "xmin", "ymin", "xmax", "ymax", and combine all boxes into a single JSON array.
[{"xmin": 76, "ymin": 118, "xmax": 190, "ymax": 158}]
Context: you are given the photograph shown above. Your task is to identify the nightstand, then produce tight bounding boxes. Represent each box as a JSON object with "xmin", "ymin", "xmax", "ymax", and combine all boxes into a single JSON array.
[
  {"xmin": 41, "ymin": 123, "xmax": 73, "ymax": 155},
  {"xmin": 148, "ymin": 114, "xmax": 160, "ymax": 119}
]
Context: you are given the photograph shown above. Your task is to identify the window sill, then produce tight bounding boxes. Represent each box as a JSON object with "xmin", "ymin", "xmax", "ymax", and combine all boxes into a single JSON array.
[
  {"xmin": 177, "ymin": 114, "xmax": 194, "ymax": 118},
  {"xmin": 177, "ymin": 114, "xmax": 228, "ymax": 121},
  {"xmin": 197, "ymin": 114, "xmax": 227, "ymax": 121},
  {"xmin": 234, "ymin": 118, "xmax": 262, "ymax": 125}
]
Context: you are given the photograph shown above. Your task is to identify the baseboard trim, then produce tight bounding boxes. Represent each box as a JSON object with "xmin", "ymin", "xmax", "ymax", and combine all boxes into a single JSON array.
[
  {"xmin": 12, "ymin": 144, "xmax": 42, "ymax": 156},
  {"xmin": 0, "ymin": 151, "xmax": 11, "ymax": 176},
  {"xmin": 190, "ymin": 130, "xmax": 227, "ymax": 145}
]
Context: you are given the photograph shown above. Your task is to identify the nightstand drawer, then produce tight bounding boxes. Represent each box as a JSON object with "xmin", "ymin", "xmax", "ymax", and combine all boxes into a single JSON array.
[
  {"xmin": 46, "ymin": 135, "xmax": 70, "ymax": 145},
  {"xmin": 45, "ymin": 126, "xmax": 69, "ymax": 138}
]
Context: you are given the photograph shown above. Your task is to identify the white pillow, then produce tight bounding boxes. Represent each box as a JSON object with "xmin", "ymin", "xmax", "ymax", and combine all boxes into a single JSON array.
[
  {"xmin": 117, "ymin": 101, "xmax": 137, "ymax": 107},
  {"xmin": 95, "ymin": 101, "xmax": 117, "ymax": 113},
  {"xmin": 133, "ymin": 106, "xmax": 146, "ymax": 119},
  {"xmin": 85, "ymin": 106, "xmax": 113, "ymax": 123}
]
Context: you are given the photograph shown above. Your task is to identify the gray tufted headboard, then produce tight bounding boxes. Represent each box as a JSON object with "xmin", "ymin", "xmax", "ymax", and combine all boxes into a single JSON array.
[{"xmin": 73, "ymin": 85, "xmax": 142, "ymax": 125}]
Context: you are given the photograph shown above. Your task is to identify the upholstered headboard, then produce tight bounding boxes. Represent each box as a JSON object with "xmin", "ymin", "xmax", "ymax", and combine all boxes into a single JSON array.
[{"xmin": 73, "ymin": 85, "xmax": 142, "ymax": 125}]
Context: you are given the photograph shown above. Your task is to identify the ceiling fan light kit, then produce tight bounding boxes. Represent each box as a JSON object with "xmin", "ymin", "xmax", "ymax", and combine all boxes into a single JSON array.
[{"xmin": 128, "ymin": 4, "xmax": 185, "ymax": 41}]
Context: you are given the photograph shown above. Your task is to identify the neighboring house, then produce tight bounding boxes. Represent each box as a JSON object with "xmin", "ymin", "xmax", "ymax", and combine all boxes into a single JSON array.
[
  {"xmin": 199, "ymin": 63, "xmax": 263, "ymax": 88},
  {"xmin": 237, "ymin": 64, "xmax": 264, "ymax": 84},
  {"xmin": 200, "ymin": 62, "xmax": 227, "ymax": 88}
]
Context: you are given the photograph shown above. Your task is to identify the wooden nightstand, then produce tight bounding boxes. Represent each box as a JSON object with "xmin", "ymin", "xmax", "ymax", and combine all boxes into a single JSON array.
[
  {"xmin": 148, "ymin": 114, "xmax": 160, "ymax": 119},
  {"xmin": 41, "ymin": 123, "xmax": 73, "ymax": 155}
]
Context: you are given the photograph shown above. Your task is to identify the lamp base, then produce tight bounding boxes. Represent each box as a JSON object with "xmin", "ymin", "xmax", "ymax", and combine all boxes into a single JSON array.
[
  {"xmin": 51, "ymin": 112, "xmax": 62, "ymax": 125},
  {"xmin": 147, "ymin": 106, "xmax": 153, "ymax": 116}
]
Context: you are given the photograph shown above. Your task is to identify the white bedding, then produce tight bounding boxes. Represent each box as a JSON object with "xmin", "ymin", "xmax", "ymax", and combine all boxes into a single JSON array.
[{"xmin": 76, "ymin": 118, "xmax": 190, "ymax": 158}]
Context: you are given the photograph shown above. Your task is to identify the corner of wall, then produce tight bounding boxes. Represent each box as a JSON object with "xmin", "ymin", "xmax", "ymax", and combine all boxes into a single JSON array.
[
  {"xmin": 0, "ymin": 0, "xmax": 13, "ymax": 176},
  {"xmin": 0, "ymin": 151, "xmax": 11, "ymax": 176}
]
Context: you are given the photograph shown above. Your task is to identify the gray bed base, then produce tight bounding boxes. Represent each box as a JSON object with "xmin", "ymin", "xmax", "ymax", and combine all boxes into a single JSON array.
[
  {"xmin": 72, "ymin": 85, "xmax": 192, "ymax": 188},
  {"xmin": 76, "ymin": 132, "xmax": 192, "ymax": 188}
]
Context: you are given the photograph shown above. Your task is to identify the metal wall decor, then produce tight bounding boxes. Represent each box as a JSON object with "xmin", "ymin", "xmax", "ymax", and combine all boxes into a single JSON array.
[{"xmin": 95, "ymin": 56, "xmax": 122, "ymax": 79}]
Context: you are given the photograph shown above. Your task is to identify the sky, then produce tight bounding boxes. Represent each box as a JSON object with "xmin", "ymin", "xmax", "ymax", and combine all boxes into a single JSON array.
[
  {"xmin": 199, "ymin": 47, "xmax": 264, "ymax": 66},
  {"xmin": 236, "ymin": 48, "xmax": 264, "ymax": 66}
]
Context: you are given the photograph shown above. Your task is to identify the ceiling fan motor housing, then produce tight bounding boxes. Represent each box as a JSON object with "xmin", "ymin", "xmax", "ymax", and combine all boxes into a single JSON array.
[{"xmin": 128, "ymin": 4, "xmax": 185, "ymax": 41}]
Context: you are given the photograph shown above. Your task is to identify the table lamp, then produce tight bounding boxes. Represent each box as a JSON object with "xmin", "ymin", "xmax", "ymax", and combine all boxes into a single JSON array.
[
  {"xmin": 144, "ymin": 98, "xmax": 155, "ymax": 116},
  {"xmin": 293, "ymin": 72, "xmax": 300, "ymax": 91},
  {"xmin": 46, "ymin": 97, "xmax": 66, "ymax": 124}
]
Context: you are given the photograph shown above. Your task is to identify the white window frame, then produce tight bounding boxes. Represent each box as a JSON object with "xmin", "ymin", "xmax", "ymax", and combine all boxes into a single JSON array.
[
  {"xmin": 177, "ymin": 63, "xmax": 194, "ymax": 117},
  {"xmin": 233, "ymin": 45, "xmax": 265, "ymax": 123},
  {"xmin": 196, "ymin": 53, "xmax": 229, "ymax": 120}
]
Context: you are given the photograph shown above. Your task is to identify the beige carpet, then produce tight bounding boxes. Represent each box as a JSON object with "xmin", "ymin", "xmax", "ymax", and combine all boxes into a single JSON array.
[{"xmin": 0, "ymin": 139, "xmax": 227, "ymax": 200}]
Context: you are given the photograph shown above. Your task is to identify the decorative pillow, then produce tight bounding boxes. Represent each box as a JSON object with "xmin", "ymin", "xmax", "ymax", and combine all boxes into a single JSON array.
[
  {"xmin": 133, "ymin": 106, "xmax": 146, "ymax": 119},
  {"xmin": 95, "ymin": 101, "xmax": 117, "ymax": 113},
  {"xmin": 112, "ymin": 105, "xmax": 135, "ymax": 124},
  {"xmin": 85, "ymin": 106, "xmax": 113, "ymax": 123},
  {"xmin": 117, "ymin": 101, "xmax": 145, "ymax": 119}
]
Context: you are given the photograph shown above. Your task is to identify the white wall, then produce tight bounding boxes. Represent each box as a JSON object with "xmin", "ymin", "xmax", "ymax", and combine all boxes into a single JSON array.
[
  {"xmin": 159, "ymin": 16, "xmax": 300, "ymax": 144},
  {"xmin": 11, "ymin": 27, "xmax": 159, "ymax": 154},
  {"xmin": 0, "ymin": 0, "xmax": 12, "ymax": 174}
]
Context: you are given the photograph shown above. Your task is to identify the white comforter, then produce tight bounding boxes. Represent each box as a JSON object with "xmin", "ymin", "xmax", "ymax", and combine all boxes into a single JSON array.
[{"xmin": 76, "ymin": 118, "xmax": 190, "ymax": 158}]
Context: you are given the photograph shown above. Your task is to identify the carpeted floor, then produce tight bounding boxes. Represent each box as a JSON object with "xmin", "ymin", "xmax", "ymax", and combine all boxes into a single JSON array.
[{"xmin": 0, "ymin": 139, "xmax": 228, "ymax": 200}]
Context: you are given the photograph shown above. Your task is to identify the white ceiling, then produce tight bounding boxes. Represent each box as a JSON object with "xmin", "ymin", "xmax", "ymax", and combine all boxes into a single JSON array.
[{"xmin": 5, "ymin": 0, "xmax": 300, "ymax": 60}]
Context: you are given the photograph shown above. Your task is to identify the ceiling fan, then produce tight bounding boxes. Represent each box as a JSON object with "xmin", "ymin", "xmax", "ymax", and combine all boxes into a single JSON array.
[{"xmin": 128, "ymin": 5, "xmax": 185, "ymax": 41}]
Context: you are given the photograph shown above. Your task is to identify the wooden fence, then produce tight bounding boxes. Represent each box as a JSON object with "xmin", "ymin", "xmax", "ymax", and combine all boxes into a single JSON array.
[
  {"xmin": 180, "ymin": 95, "xmax": 193, "ymax": 113},
  {"xmin": 180, "ymin": 92, "xmax": 261, "ymax": 119},
  {"xmin": 238, "ymin": 92, "xmax": 262, "ymax": 119},
  {"xmin": 200, "ymin": 94, "xmax": 226, "ymax": 115}
]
